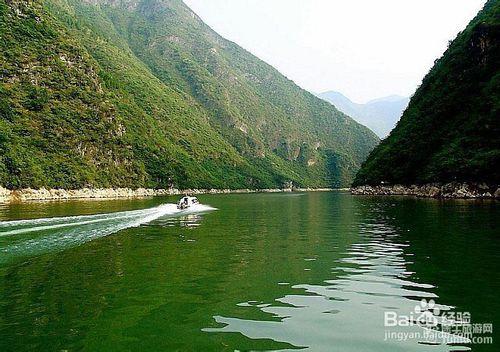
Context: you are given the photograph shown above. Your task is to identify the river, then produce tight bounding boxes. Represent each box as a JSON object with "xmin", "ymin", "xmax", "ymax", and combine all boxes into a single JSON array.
[{"xmin": 0, "ymin": 192, "xmax": 498, "ymax": 351}]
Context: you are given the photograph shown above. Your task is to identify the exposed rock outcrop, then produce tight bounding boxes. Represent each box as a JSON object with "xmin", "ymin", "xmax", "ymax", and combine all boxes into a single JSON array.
[
  {"xmin": 351, "ymin": 183, "xmax": 499, "ymax": 199},
  {"xmin": 0, "ymin": 186, "xmax": 333, "ymax": 204}
]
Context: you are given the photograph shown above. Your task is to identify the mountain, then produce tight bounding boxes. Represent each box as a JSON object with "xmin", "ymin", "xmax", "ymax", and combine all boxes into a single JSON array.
[
  {"xmin": 318, "ymin": 91, "xmax": 409, "ymax": 138},
  {"xmin": 354, "ymin": 0, "xmax": 499, "ymax": 186},
  {"xmin": 0, "ymin": 0, "xmax": 378, "ymax": 190}
]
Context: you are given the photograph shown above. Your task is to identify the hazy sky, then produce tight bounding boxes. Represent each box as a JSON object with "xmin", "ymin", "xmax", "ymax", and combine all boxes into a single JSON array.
[{"xmin": 183, "ymin": 0, "xmax": 486, "ymax": 103}]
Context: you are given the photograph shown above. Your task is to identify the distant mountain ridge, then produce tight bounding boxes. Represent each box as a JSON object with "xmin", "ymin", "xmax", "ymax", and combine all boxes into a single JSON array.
[
  {"xmin": 318, "ymin": 91, "xmax": 409, "ymax": 138},
  {"xmin": 0, "ymin": 0, "xmax": 378, "ymax": 190},
  {"xmin": 354, "ymin": 0, "xmax": 499, "ymax": 186}
]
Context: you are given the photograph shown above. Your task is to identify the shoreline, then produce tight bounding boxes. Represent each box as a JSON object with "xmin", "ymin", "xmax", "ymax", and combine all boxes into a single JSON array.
[
  {"xmin": 351, "ymin": 182, "xmax": 500, "ymax": 199},
  {"xmin": 0, "ymin": 186, "xmax": 335, "ymax": 204}
]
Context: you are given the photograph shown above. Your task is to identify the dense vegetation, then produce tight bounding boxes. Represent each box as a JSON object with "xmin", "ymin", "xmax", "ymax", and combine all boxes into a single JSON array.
[
  {"xmin": 0, "ymin": 0, "xmax": 378, "ymax": 190},
  {"xmin": 354, "ymin": 0, "xmax": 499, "ymax": 186}
]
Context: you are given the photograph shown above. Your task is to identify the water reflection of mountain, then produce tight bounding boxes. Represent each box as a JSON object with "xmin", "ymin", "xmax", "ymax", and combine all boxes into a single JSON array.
[
  {"xmin": 205, "ymin": 195, "xmax": 470, "ymax": 351},
  {"xmin": 369, "ymin": 197, "xmax": 500, "ymax": 352}
]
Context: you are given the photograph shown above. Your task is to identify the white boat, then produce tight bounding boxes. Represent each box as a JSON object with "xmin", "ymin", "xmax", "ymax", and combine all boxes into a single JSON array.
[{"xmin": 177, "ymin": 196, "xmax": 200, "ymax": 210}]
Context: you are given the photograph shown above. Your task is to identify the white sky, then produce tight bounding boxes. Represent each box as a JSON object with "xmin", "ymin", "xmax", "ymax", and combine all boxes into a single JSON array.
[{"xmin": 183, "ymin": 0, "xmax": 486, "ymax": 103}]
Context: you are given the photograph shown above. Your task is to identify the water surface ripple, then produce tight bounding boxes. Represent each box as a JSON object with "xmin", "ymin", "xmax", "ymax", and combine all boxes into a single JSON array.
[{"xmin": 0, "ymin": 193, "xmax": 498, "ymax": 351}]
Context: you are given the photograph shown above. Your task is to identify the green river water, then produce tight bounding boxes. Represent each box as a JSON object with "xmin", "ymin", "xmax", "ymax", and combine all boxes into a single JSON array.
[{"xmin": 0, "ymin": 192, "xmax": 498, "ymax": 351}]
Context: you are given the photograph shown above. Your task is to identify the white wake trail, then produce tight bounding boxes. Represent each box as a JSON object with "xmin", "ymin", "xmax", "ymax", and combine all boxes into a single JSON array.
[{"xmin": 0, "ymin": 203, "xmax": 216, "ymax": 263}]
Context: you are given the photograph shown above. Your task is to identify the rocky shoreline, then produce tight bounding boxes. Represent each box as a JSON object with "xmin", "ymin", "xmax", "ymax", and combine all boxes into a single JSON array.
[
  {"xmin": 0, "ymin": 186, "xmax": 333, "ymax": 203},
  {"xmin": 351, "ymin": 183, "xmax": 500, "ymax": 199}
]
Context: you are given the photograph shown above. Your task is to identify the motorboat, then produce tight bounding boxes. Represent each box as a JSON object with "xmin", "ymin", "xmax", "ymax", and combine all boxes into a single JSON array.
[{"xmin": 177, "ymin": 196, "xmax": 199, "ymax": 210}]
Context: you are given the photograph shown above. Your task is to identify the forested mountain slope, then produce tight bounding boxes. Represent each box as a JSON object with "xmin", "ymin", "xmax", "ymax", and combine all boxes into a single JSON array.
[
  {"xmin": 354, "ymin": 0, "xmax": 499, "ymax": 186},
  {"xmin": 0, "ymin": 0, "xmax": 378, "ymax": 190}
]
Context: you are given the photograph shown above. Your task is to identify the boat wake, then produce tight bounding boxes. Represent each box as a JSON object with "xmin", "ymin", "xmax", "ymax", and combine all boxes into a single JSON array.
[{"xmin": 0, "ymin": 203, "xmax": 215, "ymax": 264}]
